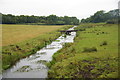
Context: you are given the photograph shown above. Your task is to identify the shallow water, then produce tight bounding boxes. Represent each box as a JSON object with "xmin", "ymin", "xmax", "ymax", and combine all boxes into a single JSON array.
[{"xmin": 2, "ymin": 26, "xmax": 77, "ymax": 78}]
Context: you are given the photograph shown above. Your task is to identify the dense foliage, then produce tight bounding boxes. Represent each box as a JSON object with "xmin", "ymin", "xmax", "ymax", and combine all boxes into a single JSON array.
[
  {"xmin": 1, "ymin": 13, "xmax": 79, "ymax": 25},
  {"xmin": 81, "ymin": 9, "xmax": 119, "ymax": 24}
]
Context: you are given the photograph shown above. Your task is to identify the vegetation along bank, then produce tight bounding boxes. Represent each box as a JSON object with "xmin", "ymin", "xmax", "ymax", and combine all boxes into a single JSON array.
[
  {"xmin": 2, "ymin": 25, "xmax": 73, "ymax": 70},
  {"xmin": 48, "ymin": 23, "xmax": 119, "ymax": 78}
]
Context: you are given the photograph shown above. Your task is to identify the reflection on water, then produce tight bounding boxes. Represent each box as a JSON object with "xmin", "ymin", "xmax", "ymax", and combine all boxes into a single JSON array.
[{"xmin": 2, "ymin": 26, "xmax": 77, "ymax": 78}]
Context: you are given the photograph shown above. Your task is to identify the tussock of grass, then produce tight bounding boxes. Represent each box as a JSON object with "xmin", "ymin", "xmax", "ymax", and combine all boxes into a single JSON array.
[
  {"xmin": 82, "ymin": 47, "xmax": 97, "ymax": 53},
  {"xmin": 100, "ymin": 41, "xmax": 108, "ymax": 46},
  {"xmin": 48, "ymin": 23, "xmax": 118, "ymax": 78}
]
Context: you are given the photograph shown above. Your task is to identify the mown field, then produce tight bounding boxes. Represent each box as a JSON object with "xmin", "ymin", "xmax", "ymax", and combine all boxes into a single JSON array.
[
  {"xmin": 48, "ymin": 23, "xmax": 119, "ymax": 78},
  {"xmin": 2, "ymin": 25, "xmax": 66, "ymax": 46},
  {"xmin": 2, "ymin": 24, "xmax": 72, "ymax": 70}
]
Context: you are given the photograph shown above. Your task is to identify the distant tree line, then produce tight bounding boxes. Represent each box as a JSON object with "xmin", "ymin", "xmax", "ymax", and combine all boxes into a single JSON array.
[
  {"xmin": 81, "ymin": 9, "xmax": 119, "ymax": 24},
  {"xmin": 1, "ymin": 13, "xmax": 79, "ymax": 25}
]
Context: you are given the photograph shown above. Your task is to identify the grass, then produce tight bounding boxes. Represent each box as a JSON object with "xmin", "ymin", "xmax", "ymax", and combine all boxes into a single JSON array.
[
  {"xmin": 2, "ymin": 24, "xmax": 66, "ymax": 46},
  {"xmin": 0, "ymin": 24, "xmax": 2, "ymax": 74},
  {"xmin": 47, "ymin": 23, "xmax": 119, "ymax": 78},
  {"xmin": 2, "ymin": 24, "xmax": 73, "ymax": 70}
]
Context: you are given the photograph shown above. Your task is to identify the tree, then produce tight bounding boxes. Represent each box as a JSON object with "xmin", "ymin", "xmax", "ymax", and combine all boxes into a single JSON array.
[
  {"xmin": 81, "ymin": 9, "xmax": 119, "ymax": 24},
  {"xmin": 46, "ymin": 15, "xmax": 58, "ymax": 24},
  {"xmin": 2, "ymin": 14, "xmax": 79, "ymax": 25}
]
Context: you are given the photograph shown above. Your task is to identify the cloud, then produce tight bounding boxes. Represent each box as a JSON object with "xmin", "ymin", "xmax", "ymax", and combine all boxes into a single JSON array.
[{"xmin": 0, "ymin": 0, "xmax": 118, "ymax": 19}]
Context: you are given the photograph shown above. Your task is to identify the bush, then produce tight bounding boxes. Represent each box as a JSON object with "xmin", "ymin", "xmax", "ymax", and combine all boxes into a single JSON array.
[
  {"xmin": 83, "ymin": 47, "xmax": 97, "ymax": 52},
  {"xmin": 106, "ymin": 19, "xmax": 118, "ymax": 24},
  {"xmin": 79, "ymin": 28, "xmax": 86, "ymax": 31}
]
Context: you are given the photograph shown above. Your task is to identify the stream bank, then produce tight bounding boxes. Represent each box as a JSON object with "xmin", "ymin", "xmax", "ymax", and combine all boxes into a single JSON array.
[{"xmin": 2, "ymin": 26, "xmax": 77, "ymax": 78}]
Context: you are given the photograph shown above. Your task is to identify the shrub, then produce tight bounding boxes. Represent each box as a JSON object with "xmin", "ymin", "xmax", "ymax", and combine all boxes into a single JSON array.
[
  {"xmin": 79, "ymin": 28, "xmax": 86, "ymax": 31},
  {"xmin": 106, "ymin": 19, "xmax": 118, "ymax": 24}
]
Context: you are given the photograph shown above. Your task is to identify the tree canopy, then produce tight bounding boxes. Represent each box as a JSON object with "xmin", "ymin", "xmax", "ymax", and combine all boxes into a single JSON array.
[
  {"xmin": 1, "ymin": 14, "xmax": 79, "ymax": 25},
  {"xmin": 81, "ymin": 9, "xmax": 119, "ymax": 24}
]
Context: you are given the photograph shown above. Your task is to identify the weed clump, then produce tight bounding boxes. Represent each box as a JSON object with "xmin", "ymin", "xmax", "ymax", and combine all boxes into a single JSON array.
[
  {"xmin": 96, "ymin": 33, "xmax": 99, "ymax": 35},
  {"xmin": 100, "ymin": 41, "xmax": 107, "ymax": 46},
  {"xmin": 2, "ymin": 51, "xmax": 12, "ymax": 55},
  {"xmin": 79, "ymin": 28, "xmax": 86, "ymax": 31},
  {"xmin": 83, "ymin": 47, "xmax": 97, "ymax": 53}
]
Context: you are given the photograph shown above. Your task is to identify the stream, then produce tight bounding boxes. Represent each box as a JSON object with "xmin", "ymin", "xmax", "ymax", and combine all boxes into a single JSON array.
[{"xmin": 2, "ymin": 26, "xmax": 77, "ymax": 78}]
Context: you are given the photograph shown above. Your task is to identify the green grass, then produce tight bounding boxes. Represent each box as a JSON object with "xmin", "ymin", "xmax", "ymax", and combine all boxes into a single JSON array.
[
  {"xmin": 2, "ymin": 25, "xmax": 73, "ymax": 70},
  {"xmin": 48, "ymin": 23, "xmax": 119, "ymax": 78}
]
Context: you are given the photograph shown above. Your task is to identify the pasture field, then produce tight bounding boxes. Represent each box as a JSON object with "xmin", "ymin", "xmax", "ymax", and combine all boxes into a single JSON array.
[
  {"xmin": 48, "ymin": 23, "xmax": 119, "ymax": 78},
  {"xmin": 2, "ymin": 24, "xmax": 65, "ymax": 46},
  {"xmin": 2, "ymin": 24, "xmax": 72, "ymax": 70}
]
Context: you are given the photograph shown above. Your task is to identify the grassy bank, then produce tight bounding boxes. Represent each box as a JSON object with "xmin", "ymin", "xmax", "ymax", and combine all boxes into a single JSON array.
[
  {"xmin": 48, "ymin": 23, "xmax": 119, "ymax": 78},
  {"xmin": 2, "ymin": 25, "xmax": 73, "ymax": 70}
]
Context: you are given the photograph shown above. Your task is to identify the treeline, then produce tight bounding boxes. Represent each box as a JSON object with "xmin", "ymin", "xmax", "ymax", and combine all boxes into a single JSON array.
[
  {"xmin": 81, "ymin": 9, "xmax": 119, "ymax": 24},
  {"xmin": 1, "ymin": 13, "xmax": 79, "ymax": 25}
]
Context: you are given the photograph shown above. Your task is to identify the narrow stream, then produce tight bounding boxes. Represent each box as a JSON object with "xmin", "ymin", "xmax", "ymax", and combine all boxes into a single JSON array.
[{"xmin": 2, "ymin": 26, "xmax": 77, "ymax": 78}]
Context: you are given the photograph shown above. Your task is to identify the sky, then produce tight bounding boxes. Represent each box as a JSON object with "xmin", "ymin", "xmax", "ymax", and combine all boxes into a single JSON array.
[{"xmin": 0, "ymin": 0, "xmax": 119, "ymax": 19}]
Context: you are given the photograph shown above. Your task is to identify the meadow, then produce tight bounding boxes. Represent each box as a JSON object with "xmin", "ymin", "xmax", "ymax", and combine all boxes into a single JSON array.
[
  {"xmin": 2, "ymin": 24, "xmax": 66, "ymax": 46},
  {"xmin": 2, "ymin": 24, "xmax": 72, "ymax": 70},
  {"xmin": 48, "ymin": 23, "xmax": 119, "ymax": 78}
]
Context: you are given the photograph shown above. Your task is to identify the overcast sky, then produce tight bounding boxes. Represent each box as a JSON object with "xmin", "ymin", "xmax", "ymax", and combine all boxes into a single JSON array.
[{"xmin": 0, "ymin": 0, "xmax": 119, "ymax": 19}]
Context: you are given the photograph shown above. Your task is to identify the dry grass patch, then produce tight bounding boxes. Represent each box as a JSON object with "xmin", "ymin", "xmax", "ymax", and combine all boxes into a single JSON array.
[{"xmin": 2, "ymin": 24, "xmax": 64, "ymax": 46}]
